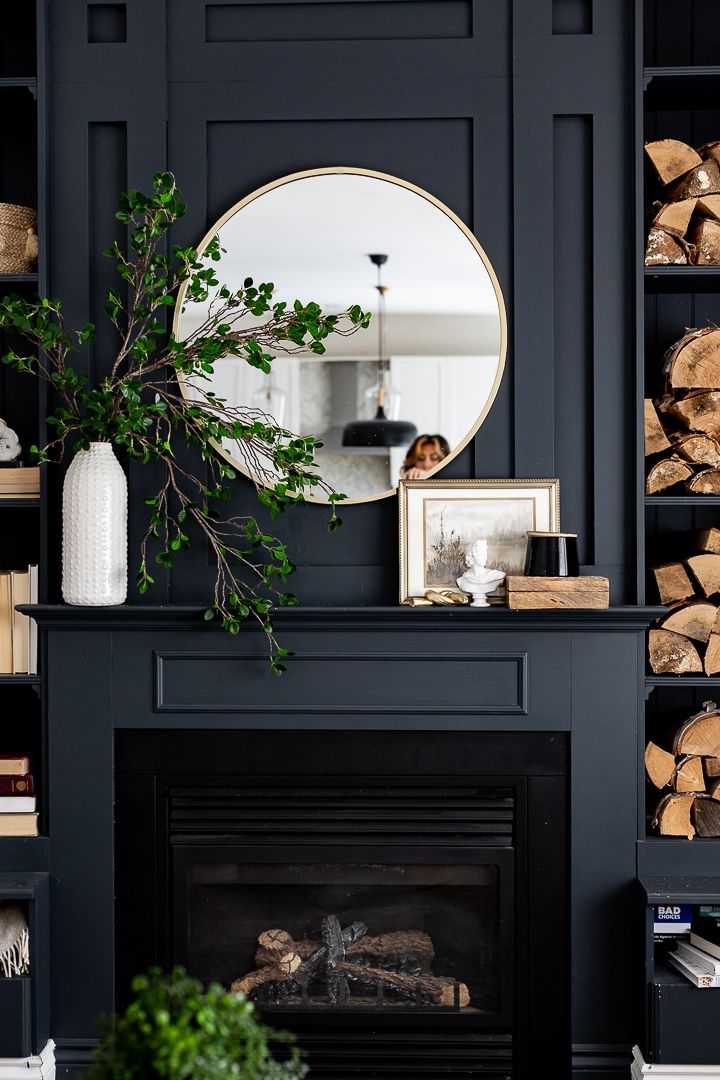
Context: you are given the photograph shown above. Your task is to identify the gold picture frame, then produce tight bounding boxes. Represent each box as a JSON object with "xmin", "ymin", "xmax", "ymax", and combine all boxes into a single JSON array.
[{"xmin": 398, "ymin": 478, "xmax": 560, "ymax": 603}]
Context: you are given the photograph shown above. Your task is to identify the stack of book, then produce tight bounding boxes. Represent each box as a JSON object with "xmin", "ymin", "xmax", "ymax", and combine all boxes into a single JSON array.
[
  {"xmin": 0, "ymin": 755, "xmax": 37, "ymax": 837},
  {"xmin": 0, "ymin": 1040, "xmax": 55, "ymax": 1079},
  {"xmin": 0, "ymin": 566, "xmax": 38, "ymax": 675},
  {"xmin": 669, "ymin": 916, "xmax": 720, "ymax": 987},
  {"xmin": 0, "ymin": 467, "xmax": 39, "ymax": 501}
]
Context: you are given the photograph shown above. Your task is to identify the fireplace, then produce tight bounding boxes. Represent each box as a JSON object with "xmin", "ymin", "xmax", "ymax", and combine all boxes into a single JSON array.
[{"xmin": 115, "ymin": 730, "xmax": 568, "ymax": 1078}]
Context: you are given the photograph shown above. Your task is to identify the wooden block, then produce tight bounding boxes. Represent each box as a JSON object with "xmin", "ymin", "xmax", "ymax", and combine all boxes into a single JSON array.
[{"xmin": 505, "ymin": 576, "xmax": 609, "ymax": 609}]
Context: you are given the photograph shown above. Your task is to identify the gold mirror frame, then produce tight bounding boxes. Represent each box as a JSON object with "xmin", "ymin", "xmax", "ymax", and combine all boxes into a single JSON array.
[{"xmin": 174, "ymin": 166, "xmax": 508, "ymax": 505}]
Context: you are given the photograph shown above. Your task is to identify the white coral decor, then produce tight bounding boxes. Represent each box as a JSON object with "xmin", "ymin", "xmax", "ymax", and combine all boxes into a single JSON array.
[{"xmin": 62, "ymin": 442, "xmax": 127, "ymax": 606}]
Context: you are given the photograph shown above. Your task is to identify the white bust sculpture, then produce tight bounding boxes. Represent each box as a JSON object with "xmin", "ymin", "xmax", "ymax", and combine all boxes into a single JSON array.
[
  {"xmin": 456, "ymin": 538, "xmax": 506, "ymax": 607},
  {"xmin": 0, "ymin": 419, "xmax": 21, "ymax": 462}
]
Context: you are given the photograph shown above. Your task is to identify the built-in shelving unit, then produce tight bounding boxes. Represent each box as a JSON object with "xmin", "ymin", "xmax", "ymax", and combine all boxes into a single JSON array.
[
  {"xmin": 0, "ymin": 13, "xmax": 47, "ymax": 1058},
  {"xmin": 638, "ymin": 1, "xmax": 720, "ymax": 1060}
]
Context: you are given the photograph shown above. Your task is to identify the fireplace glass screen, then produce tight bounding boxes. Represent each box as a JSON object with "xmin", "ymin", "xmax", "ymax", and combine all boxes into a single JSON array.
[{"xmin": 179, "ymin": 861, "xmax": 505, "ymax": 1014}]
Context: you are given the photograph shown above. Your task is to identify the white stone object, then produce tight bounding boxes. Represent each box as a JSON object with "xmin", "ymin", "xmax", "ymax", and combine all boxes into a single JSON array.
[
  {"xmin": 456, "ymin": 538, "xmax": 506, "ymax": 607},
  {"xmin": 62, "ymin": 442, "xmax": 127, "ymax": 606},
  {"xmin": 0, "ymin": 418, "xmax": 21, "ymax": 461}
]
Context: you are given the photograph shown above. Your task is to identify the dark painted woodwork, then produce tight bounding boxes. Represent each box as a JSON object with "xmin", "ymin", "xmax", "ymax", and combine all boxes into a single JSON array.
[{"xmin": 27, "ymin": 605, "xmax": 657, "ymax": 1077}]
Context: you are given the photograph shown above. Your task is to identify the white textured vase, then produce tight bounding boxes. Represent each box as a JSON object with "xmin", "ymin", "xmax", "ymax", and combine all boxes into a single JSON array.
[{"xmin": 62, "ymin": 442, "xmax": 127, "ymax": 606}]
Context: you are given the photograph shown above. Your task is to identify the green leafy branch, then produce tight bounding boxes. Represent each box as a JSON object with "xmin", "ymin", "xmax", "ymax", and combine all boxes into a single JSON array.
[{"xmin": 0, "ymin": 172, "xmax": 370, "ymax": 672}]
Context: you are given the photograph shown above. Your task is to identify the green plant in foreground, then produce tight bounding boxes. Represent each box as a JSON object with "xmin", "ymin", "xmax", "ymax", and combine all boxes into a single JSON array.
[
  {"xmin": 0, "ymin": 172, "xmax": 370, "ymax": 672},
  {"xmin": 87, "ymin": 966, "xmax": 308, "ymax": 1079}
]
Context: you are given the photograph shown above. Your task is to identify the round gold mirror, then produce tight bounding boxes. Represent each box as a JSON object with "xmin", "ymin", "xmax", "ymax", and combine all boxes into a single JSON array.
[{"xmin": 174, "ymin": 167, "xmax": 506, "ymax": 504}]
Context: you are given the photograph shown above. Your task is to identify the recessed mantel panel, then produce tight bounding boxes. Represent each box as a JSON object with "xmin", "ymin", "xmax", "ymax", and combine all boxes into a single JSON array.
[{"xmin": 154, "ymin": 650, "xmax": 529, "ymax": 715}]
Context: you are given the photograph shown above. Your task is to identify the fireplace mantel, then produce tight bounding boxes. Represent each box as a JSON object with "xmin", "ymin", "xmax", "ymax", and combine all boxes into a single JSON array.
[{"xmin": 26, "ymin": 604, "xmax": 660, "ymax": 1078}]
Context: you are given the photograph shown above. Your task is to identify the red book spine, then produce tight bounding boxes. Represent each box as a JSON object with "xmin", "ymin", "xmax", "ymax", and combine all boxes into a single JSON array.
[{"xmin": 0, "ymin": 774, "xmax": 34, "ymax": 795}]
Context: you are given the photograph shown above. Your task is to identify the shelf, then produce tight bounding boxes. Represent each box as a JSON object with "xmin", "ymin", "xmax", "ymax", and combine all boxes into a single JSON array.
[
  {"xmin": 644, "ymin": 67, "xmax": 720, "ymax": 109},
  {"xmin": 647, "ymin": 676, "xmax": 720, "ymax": 687},
  {"xmin": 0, "ymin": 499, "xmax": 40, "ymax": 509},
  {"xmin": 644, "ymin": 267, "xmax": 720, "ymax": 293},
  {"xmin": 0, "ymin": 77, "xmax": 37, "ymax": 90},
  {"xmin": 645, "ymin": 496, "xmax": 720, "ymax": 506},
  {"xmin": 0, "ymin": 274, "xmax": 38, "ymax": 285},
  {"xmin": 0, "ymin": 675, "xmax": 41, "ymax": 686}
]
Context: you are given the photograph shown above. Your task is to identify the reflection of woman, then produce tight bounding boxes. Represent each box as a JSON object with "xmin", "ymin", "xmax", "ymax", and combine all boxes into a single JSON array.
[{"xmin": 400, "ymin": 434, "xmax": 450, "ymax": 480}]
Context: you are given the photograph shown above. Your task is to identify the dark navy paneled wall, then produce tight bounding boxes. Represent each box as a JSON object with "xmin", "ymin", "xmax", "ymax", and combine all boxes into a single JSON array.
[{"xmin": 47, "ymin": 0, "xmax": 633, "ymax": 603}]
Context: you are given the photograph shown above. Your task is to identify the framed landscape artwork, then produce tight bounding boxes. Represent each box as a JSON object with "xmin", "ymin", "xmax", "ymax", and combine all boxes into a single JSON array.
[{"xmin": 398, "ymin": 479, "xmax": 560, "ymax": 602}]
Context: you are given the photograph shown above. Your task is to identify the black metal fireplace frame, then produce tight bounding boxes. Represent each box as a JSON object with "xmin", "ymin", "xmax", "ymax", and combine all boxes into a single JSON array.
[{"xmin": 115, "ymin": 729, "xmax": 568, "ymax": 1078}]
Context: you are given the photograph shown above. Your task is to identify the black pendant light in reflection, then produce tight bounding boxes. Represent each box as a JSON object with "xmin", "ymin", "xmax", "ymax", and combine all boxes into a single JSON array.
[{"xmin": 342, "ymin": 254, "xmax": 418, "ymax": 449}]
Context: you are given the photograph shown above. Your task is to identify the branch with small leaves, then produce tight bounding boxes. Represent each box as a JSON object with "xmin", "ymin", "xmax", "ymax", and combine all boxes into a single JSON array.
[{"xmin": 0, "ymin": 171, "xmax": 370, "ymax": 673}]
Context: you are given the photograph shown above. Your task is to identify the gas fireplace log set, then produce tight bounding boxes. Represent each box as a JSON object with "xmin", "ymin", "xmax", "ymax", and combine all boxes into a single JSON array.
[
  {"xmin": 230, "ymin": 916, "xmax": 470, "ymax": 1008},
  {"xmin": 646, "ymin": 700, "xmax": 720, "ymax": 837}
]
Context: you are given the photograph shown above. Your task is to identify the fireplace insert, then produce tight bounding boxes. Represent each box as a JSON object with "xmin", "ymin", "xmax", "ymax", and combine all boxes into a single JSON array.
[{"xmin": 115, "ymin": 730, "xmax": 568, "ymax": 1078}]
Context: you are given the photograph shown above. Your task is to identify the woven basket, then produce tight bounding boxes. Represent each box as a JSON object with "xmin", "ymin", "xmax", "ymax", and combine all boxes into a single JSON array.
[{"xmin": 0, "ymin": 203, "xmax": 38, "ymax": 274}]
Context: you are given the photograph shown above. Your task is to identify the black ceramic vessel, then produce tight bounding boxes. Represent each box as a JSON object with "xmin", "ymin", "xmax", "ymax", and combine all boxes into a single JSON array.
[{"xmin": 524, "ymin": 532, "xmax": 579, "ymax": 577}]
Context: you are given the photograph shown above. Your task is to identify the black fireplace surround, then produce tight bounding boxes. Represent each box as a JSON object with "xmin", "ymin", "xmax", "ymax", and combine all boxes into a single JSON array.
[
  {"xmin": 115, "ymin": 729, "xmax": 567, "ymax": 1078},
  {"xmin": 27, "ymin": 605, "xmax": 656, "ymax": 1079}
]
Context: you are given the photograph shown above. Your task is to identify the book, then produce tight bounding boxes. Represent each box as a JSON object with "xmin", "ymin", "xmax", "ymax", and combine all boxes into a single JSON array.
[
  {"xmin": 0, "ymin": 774, "xmax": 33, "ymax": 794},
  {"xmin": 0, "ymin": 572, "xmax": 10, "ymax": 673},
  {"xmin": 654, "ymin": 903, "xmax": 693, "ymax": 934},
  {"xmin": 27, "ymin": 563, "xmax": 38, "ymax": 675},
  {"xmin": 668, "ymin": 949, "xmax": 720, "ymax": 987},
  {"xmin": 632, "ymin": 1044, "xmax": 720, "ymax": 1076},
  {"xmin": 676, "ymin": 939, "xmax": 720, "ymax": 975},
  {"xmin": 692, "ymin": 915, "xmax": 720, "ymax": 945},
  {"xmin": 0, "ymin": 754, "xmax": 31, "ymax": 776},
  {"xmin": 689, "ymin": 931, "xmax": 720, "ymax": 962},
  {"xmin": 0, "ymin": 796, "xmax": 35, "ymax": 812},
  {"xmin": 10, "ymin": 569, "xmax": 29, "ymax": 674},
  {"xmin": 0, "ymin": 812, "xmax": 38, "ymax": 836}
]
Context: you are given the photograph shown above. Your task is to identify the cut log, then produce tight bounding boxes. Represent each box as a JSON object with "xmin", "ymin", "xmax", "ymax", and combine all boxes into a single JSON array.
[
  {"xmin": 697, "ymin": 527, "xmax": 720, "ymax": 553},
  {"xmin": 337, "ymin": 961, "xmax": 470, "ymax": 1008},
  {"xmin": 645, "ymin": 741, "xmax": 677, "ymax": 789},
  {"xmin": 668, "ymin": 391, "xmax": 720, "ymax": 437},
  {"xmin": 701, "ymin": 141, "xmax": 720, "ymax": 171},
  {"xmin": 653, "ymin": 793, "xmax": 696, "ymax": 838},
  {"xmin": 666, "ymin": 158, "xmax": 720, "ymax": 201},
  {"xmin": 674, "ymin": 434, "xmax": 720, "ymax": 466},
  {"xmin": 706, "ymin": 631, "xmax": 720, "ymax": 675},
  {"xmin": 710, "ymin": 777, "xmax": 720, "ymax": 796},
  {"xmin": 706, "ymin": 758, "xmax": 720, "ymax": 778},
  {"xmin": 645, "ymin": 226, "xmax": 690, "ymax": 266},
  {"xmin": 645, "ymin": 400, "xmax": 672, "ymax": 455},
  {"xmin": 674, "ymin": 700, "xmax": 720, "ymax": 756},
  {"xmin": 653, "ymin": 563, "xmax": 695, "ymax": 605},
  {"xmin": 665, "ymin": 327, "xmax": 720, "ymax": 390},
  {"xmin": 662, "ymin": 601, "xmax": 717, "ymax": 643},
  {"xmin": 690, "ymin": 219, "xmax": 720, "ymax": 265},
  {"xmin": 697, "ymin": 194, "xmax": 720, "ymax": 221},
  {"xmin": 646, "ymin": 456, "xmax": 694, "ymax": 494},
  {"xmin": 256, "ymin": 928, "xmax": 435, "ymax": 969},
  {"xmin": 231, "ymin": 952, "xmax": 302, "ymax": 996},
  {"xmin": 674, "ymin": 755, "xmax": 706, "ymax": 793},
  {"xmin": 693, "ymin": 796, "xmax": 720, "ymax": 837},
  {"xmin": 688, "ymin": 468, "xmax": 720, "ymax": 493},
  {"xmin": 648, "ymin": 629, "xmax": 703, "ymax": 674},
  {"xmin": 687, "ymin": 554, "xmax": 720, "ymax": 597},
  {"xmin": 645, "ymin": 139, "xmax": 702, "ymax": 185},
  {"xmin": 653, "ymin": 197, "xmax": 697, "ymax": 237}
]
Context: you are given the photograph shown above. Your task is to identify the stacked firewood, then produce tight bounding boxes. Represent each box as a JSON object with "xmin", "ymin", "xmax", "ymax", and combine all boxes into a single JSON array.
[
  {"xmin": 646, "ymin": 701, "xmax": 720, "ymax": 838},
  {"xmin": 649, "ymin": 530, "xmax": 720, "ymax": 674},
  {"xmin": 230, "ymin": 918, "xmax": 470, "ymax": 1008},
  {"xmin": 645, "ymin": 327, "xmax": 720, "ymax": 496},
  {"xmin": 645, "ymin": 139, "xmax": 720, "ymax": 265}
]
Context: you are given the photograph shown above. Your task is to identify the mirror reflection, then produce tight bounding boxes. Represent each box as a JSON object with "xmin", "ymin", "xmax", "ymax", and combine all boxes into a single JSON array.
[{"xmin": 176, "ymin": 170, "xmax": 506, "ymax": 502}]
